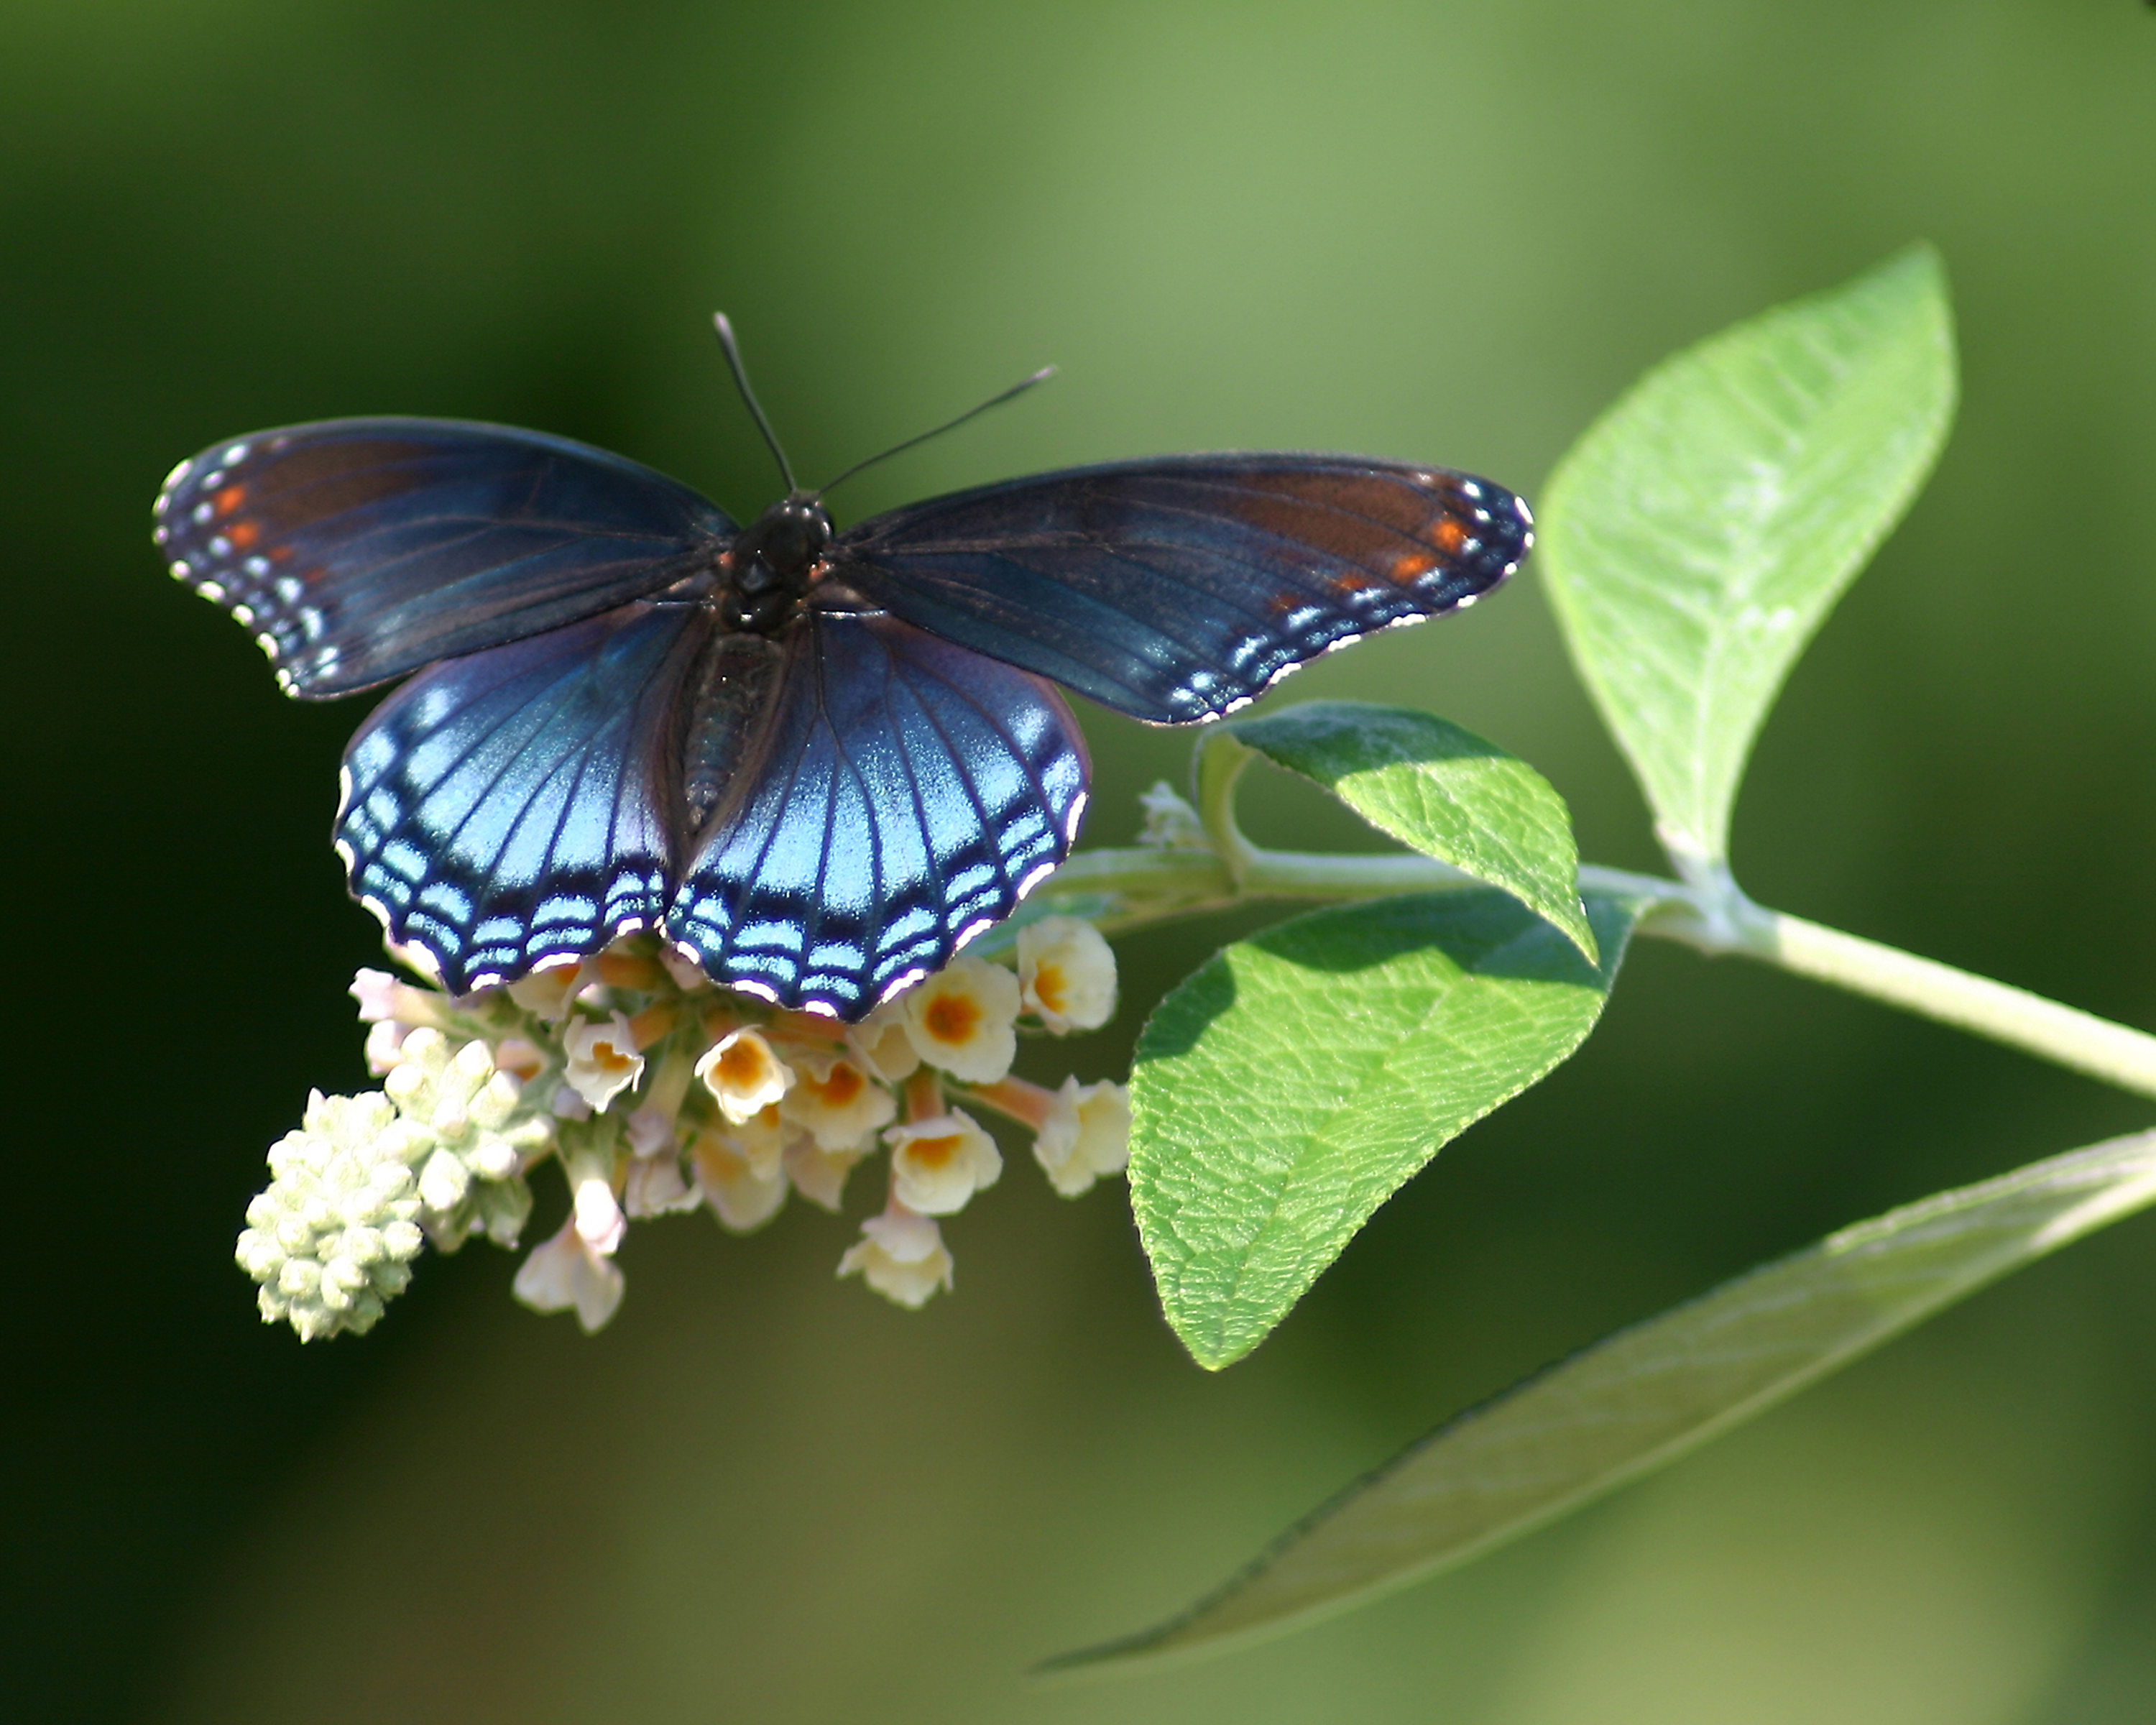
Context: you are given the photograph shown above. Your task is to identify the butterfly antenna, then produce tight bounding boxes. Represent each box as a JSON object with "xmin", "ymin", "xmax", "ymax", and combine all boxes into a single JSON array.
[
  {"xmin": 711, "ymin": 312, "xmax": 799, "ymax": 494},
  {"xmin": 817, "ymin": 364, "xmax": 1057, "ymax": 499}
]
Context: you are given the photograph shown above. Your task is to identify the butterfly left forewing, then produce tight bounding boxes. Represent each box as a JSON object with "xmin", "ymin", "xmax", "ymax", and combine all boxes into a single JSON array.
[
  {"xmin": 155, "ymin": 418, "xmax": 732, "ymax": 698},
  {"xmin": 827, "ymin": 455, "xmax": 1529, "ymax": 724},
  {"xmin": 668, "ymin": 608, "xmax": 1089, "ymax": 1016}
]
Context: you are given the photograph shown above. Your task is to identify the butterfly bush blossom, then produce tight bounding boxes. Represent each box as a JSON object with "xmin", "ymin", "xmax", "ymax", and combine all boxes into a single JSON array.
[{"xmin": 236, "ymin": 916, "xmax": 1128, "ymax": 1339}]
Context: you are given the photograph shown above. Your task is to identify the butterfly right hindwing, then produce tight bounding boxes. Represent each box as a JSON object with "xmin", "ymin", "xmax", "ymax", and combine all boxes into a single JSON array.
[{"xmin": 669, "ymin": 607, "xmax": 1090, "ymax": 1016}]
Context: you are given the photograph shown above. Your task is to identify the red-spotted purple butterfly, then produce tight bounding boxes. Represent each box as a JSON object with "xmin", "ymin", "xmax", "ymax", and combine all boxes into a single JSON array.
[{"xmin": 152, "ymin": 318, "xmax": 1530, "ymax": 1018}]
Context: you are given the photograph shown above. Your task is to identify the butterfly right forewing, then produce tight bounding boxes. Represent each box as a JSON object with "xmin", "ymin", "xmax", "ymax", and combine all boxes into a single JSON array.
[{"xmin": 827, "ymin": 454, "xmax": 1530, "ymax": 724}]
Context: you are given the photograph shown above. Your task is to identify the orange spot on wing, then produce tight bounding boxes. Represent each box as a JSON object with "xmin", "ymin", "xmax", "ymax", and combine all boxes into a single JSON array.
[
  {"xmin": 1330, "ymin": 571, "xmax": 1379, "ymax": 595},
  {"xmin": 1387, "ymin": 552, "xmax": 1436, "ymax": 584},
  {"xmin": 1432, "ymin": 517, "xmax": 1468, "ymax": 554},
  {"xmin": 213, "ymin": 484, "xmax": 247, "ymax": 516},
  {"xmin": 226, "ymin": 520, "xmax": 259, "ymax": 551}
]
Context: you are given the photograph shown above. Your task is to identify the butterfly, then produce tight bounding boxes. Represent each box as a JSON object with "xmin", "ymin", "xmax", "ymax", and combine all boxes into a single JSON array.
[{"xmin": 152, "ymin": 318, "xmax": 1531, "ymax": 1020}]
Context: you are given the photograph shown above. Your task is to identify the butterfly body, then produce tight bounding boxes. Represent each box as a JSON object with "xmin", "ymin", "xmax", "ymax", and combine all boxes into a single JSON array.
[{"xmin": 155, "ymin": 402, "xmax": 1529, "ymax": 1019}]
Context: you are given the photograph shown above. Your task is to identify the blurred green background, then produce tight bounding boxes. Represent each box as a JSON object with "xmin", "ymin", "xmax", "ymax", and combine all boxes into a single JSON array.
[{"xmin": 9, "ymin": 0, "xmax": 2156, "ymax": 1719}]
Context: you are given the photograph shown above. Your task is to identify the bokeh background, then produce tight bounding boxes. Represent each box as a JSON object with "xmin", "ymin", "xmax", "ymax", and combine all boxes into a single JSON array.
[{"xmin": 9, "ymin": 1, "xmax": 2156, "ymax": 1719}]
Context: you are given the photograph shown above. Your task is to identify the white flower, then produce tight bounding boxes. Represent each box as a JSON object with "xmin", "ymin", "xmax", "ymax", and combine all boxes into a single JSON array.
[
  {"xmin": 364, "ymin": 1019, "xmax": 410, "ymax": 1077},
  {"xmin": 1136, "ymin": 780, "xmax": 1209, "ymax": 850},
  {"xmin": 782, "ymin": 1136, "xmax": 865, "ymax": 1212},
  {"xmin": 507, "ymin": 960, "xmax": 583, "ymax": 1020},
  {"xmin": 779, "ymin": 1049, "xmax": 896, "ymax": 1151},
  {"xmin": 235, "ymin": 1090, "xmax": 428, "ymax": 1341},
  {"xmin": 573, "ymin": 1174, "xmax": 626, "ymax": 1255},
  {"xmin": 492, "ymin": 1036, "xmax": 545, "ymax": 1080},
  {"xmin": 847, "ymin": 998, "xmax": 921, "ymax": 1082},
  {"xmin": 351, "ymin": 967, "xmax": 447, "ymax": 1029},
  {"xmin": 691, "ymin": 1128, "xmax": 788, "ymax": 1233},
  {"xmin": 563, "ymin": 1011, "xmax": 645, "ymax": 1112},
  {"xmin": 625, "ymin": 1107, "xmax": 675, "ymax": 1158},
  {"xmin": 376, "ymin": 1030, "xmax": 548, "ymax": 1248},
  {"xmin": 695, "ymin": 1029, "xmax": 793, "ymax": 1124},
  {"xmin": 622, "ymin": 1151, "xmax": 696, "ymax": 1218},
  {"xmin": 1017, "ymin": 917, "xmax": 1118, "ymax": 1034},
  {"xmin": 885, "ymin": 1109, "xmax": 1002, "ymax": 1215},
  {"xmin": 1033, "ymin": 1078, "xmax": 1132, "ymax": 1197},
  {"xmin": 659, "ymin": 944, "xmax": 709, "ymax": 991},
  {"xmin": 839, "ymin": 1210, "xmax": 954, "ymax": 1308},
  {"xmin": 512, "ymin": 1218, "xmax": 625, "ymax": 1333},
  {"xmin": 902, "ymin": 956, "xmax": 1021, "ymax": 1083},
  {"xmin": 350, "ymin": 968, "xmax": 402, "ymax": 1022},
  {"xmin": 724, "ymin": 1103, "xmax": 787, "ymax": 1177}
]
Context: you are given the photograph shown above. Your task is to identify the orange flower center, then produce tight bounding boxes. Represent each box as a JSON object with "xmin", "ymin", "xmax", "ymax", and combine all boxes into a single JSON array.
[
  {"xmin": 922, "ymin": 993, "xmax": 980, "ymax": 1046},
  {"xmin": 592, "ymin": 1041, "xmax": 635, "ymax": 1075},
  {"xmin": 815, "ymin": 1062, "xmax": 865, "ymax": 1105},
  {"xmin": 906, "ymin": 1132, "xmax": 963, "ymax": 1169},
  {"xmin": 1032, "ymin": 963, "xmax": 1068, "ymax": 1016},
  {"xmin": 714, "ymin": 1041, "xmax": 766, "ymax": 1086}
]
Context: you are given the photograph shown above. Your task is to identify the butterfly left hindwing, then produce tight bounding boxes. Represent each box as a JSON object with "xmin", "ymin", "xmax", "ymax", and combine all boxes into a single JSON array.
[{"xmin": 336, "ymin": 601, "xmax": 699, "ymax": 993}]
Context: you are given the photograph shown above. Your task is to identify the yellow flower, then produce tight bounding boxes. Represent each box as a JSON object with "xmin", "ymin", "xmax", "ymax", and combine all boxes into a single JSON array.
[
  {"xmin": 780, "ymin": 1049, "xmax": 897, "ymax": 1151},
  {"xmin": 562, "ymin": 1011, "xmax": 645, "ymax": 1112},
  {"xmin": 838, "ymin": 1210, "xmax": 954, "ymax": 1308},
  {"xmin": 512, "ymin": 1217, "xmax": 625, "ymax": 1333},
  {"xmin": 1033, "ymin": 1078, "xmax": 1133, "ymax": 1197},
  {"xmin": 691, "ymin": 1127, "xmax": 789, "ymax": 1233},
  {"xmin": 885, "ymin": 1109, "xmax": 1003, "ymax": 1215},
  {"xmin": 901, "ymin": 956, "xmax": 1020, "ymax": 1083},
  {"xmin": 846, "ymin": 997, "xmax": 921, "ymax": 1082},
  {"xmin": 505, "ymin": 959, "xmax": 583, "ymax": 1020},
  {"xmin": 783, "ymin": 1137, "xmax": 865, "ymax": 1212},
  {"xmin": 694, "ymin": 1028, "xmax": 793, "ymax": 1125},
  {"xmin": 1017, "ymin": 917, "xmax": 1118, "ymax": 1034}
]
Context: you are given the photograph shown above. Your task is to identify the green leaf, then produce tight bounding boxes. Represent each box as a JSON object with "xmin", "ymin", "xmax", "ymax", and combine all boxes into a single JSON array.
[
  {"xmin": 1055, "ymin": 1125, "xmax": 2156, "ymax": 1674},
  {"xmin": 1231, "ymin": 702, "xmax": 1596, "ymax": 963},
  {"xmin": 1539, "ymin": 244, "xmax": 1956, "ymax": 867},
  {"xmin": 1129, "ymin": 889, "xmax": 1641, "ymax": 1371}
]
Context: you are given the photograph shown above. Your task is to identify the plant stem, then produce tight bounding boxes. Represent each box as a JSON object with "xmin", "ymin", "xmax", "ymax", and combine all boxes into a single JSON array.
[
  {"xmin": 1656, "ymin": 896, "xmax": 2156, "ymax": 1101},
  {"xmin": 1036, "ymin": 842, "xmax": 2156, "ymax": 1103}
]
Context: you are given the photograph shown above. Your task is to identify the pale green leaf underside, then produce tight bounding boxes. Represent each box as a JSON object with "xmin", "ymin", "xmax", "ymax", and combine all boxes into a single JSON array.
[
  {"xmin": 1056, "ymin": 1125, "xmax": 2156, "ymax": 1674},
  {"xmin": 1130, "ymin": 890, "xmax": 1641, "ymax": 1371},
  {"xmin": 1539, "ymin": 244, "xmax": 1956, "ymax": 864},
  {"xmin": 1231, "ymin": 702, "xmax": 1597, "ymax": 964}
]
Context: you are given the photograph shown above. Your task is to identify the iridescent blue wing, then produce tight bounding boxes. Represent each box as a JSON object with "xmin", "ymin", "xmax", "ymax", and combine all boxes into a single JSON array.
[
  {"xmin": 669, "ymin": 608, "xmax": 1089, "ymax": 1017},
  {"xmin": 336, "ymin": 602, "xmax": 706, "ymax": 995},
  {"xmin": 153, "ymin": 419, "xmax": 732, "ymax": 697},
  {"xmin": 829, "ymin": 455, "xmax": 1529, "ymax": 724}
]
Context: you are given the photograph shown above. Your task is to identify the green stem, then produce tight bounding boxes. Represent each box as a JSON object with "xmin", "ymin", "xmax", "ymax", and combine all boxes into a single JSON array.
[{"xmin": 1037, "ymin": 807, "xmax": 2156, "ymax": 1102}]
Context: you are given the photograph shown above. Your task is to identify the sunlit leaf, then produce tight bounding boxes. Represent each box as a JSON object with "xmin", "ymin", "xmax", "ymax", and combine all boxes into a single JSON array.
[
  {"xmin": 1539, "ymin": 244, "xmax": 1955, "ymax": 867},
  {"xmin": 1231, "ymin": 702, "xmax": 1595, "ymax": 962},
  {"xmin": 1056, "ymin": 1124, "xmax": 2156, "ymax": 1673},
  {"xmin": 1129, "ymin": 889, "xmax": 1641, "ymax": 1371}
]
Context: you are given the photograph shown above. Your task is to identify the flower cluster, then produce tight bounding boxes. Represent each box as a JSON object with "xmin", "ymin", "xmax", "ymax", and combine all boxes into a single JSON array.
[{"xmin": 236, "ymin": 916, "xmax": 1130, "ymax": 1338}]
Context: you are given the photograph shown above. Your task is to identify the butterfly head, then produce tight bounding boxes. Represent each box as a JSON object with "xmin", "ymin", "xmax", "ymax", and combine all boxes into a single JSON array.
[{"xmin": 720, "ymin": 494, "xmax": 834, "ymax": 632}]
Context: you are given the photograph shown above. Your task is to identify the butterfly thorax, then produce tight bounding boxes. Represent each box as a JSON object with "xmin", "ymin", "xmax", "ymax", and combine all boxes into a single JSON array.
[{"xmin": 719, "ymin": 494, "xmax": 833, "ymax": 633}]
